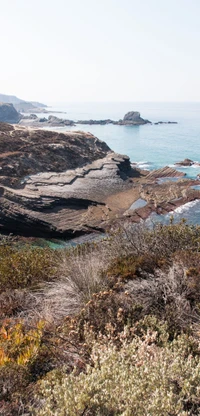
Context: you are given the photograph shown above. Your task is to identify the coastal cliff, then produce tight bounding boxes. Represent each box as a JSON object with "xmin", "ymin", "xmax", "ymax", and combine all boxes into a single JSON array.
[
  {"xmin": 0, "ymin": 93, "xmax": 46, "ymax": 113},
  {"xmin": 0, "ymin": 123, "xmax": 131, "ymax": 237},
  {"xmin": 0, "ymin": 103, "xmax": 22, "ymax": 123},
  {"xmin": 0, "ymin": 123, "xmax": 198, "ymax": 238}
]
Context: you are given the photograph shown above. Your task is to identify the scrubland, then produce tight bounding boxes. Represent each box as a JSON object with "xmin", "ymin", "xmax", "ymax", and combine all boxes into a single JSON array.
[{"xmin": 1, "ymin": 220, "xmax": 200, "ymax": 415}]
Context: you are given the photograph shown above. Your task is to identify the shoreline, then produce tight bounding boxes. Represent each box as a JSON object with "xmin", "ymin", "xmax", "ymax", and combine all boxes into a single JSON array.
[{"xmin": 0, "ymin": 122, "xmax": 200, "ymax": 243}]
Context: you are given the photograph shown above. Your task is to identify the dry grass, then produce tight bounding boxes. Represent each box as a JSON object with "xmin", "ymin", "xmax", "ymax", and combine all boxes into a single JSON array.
[
  {"xmin": 126, "ymin": 263, "xmax": 200, "ymax": 329},
  {"xmin": 25, "ymin": 221, "xmax": 200, "ymax": 324},
  {"xmin": 36, "ymin": 244, "xmax": 114, "ymax": 321}
]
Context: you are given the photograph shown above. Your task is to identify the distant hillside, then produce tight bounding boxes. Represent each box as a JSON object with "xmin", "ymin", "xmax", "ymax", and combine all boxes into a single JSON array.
[
  {"xmin": 0, "ymin": 94, "xmax": 24, "ymax": 104},
  {"xmin": 0, "ymin": 93, "xmax": 47, "ymax": 111}
]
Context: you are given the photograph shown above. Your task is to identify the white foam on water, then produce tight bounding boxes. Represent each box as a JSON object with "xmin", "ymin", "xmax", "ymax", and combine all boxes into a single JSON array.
[
  {"xmin": 169, "ymin": 199, "xmax": 200, "ymax": 215},
  {"xmin": 191, "ymin": 164, "xmax": 200, "ymax": 168},
  {"xmin": 137, "ymin": 164, "xmax": 150, "ymax": 170}
]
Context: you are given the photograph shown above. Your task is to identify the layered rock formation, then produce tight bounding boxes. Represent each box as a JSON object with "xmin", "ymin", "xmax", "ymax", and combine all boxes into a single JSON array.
[
  {"xmin": 0, "ymin": 122, "xmax": 198, "ymax": 239},
  {"xmin": 146, "ymin": 166, "xmax": 185, "ymax": 180},
  {"xmin": 0, "ymin": 123, "xmax": 134, "ymax": 237},
  {"xmin": 0, "ymin": 103, "xmax": 22, "ymax": 123},
  {"xmin": 0, "ymin": 123, "xmax": 110, "ymax": 186}
]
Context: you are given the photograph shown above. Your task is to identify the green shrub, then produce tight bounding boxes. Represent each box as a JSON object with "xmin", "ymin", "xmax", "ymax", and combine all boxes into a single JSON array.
[{"xmin": 0, "ymin": 246, "xmax": 57, "ymax": 292}]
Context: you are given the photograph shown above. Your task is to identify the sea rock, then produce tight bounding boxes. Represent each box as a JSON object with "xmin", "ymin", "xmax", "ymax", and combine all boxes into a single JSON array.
[
  {"xmin": 117, "ymin": 111, "xmax": 151, "ymax": 125},
  {"xmin": 175, "ymin": 158, "xmax": 194, "ymax": 166},
  {"xmin": 0, "ymin": 103, "xmax": 22, "ymax": 123},
  {"xmin": 47, "ymin": 115, "xmax": 74, "ymax": 126},
  {"xmin": 77, "ymin": 119, "xmax": 113, "ymax": 125},
  {"xmin": 146, "ymin": 166, "xmax": 185, "ymax": 179},
  {"xmin": 20, "ymin": 115, "xmax": 75, "ymax": 127},
  {"xmin": 19, "ymin": 111, "xmax": 151, "ymax": 127}
]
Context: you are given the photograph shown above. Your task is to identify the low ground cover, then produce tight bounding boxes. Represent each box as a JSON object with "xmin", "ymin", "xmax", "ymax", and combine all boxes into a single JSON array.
[{"xmin": 1, "ymin": 221, "xmax": 200, "ymax": 415}]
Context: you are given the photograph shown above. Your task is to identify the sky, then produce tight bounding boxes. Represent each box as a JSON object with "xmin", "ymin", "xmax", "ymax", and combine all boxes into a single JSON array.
[{"xmin": 0, "ymin": 0, "xmax": 200, "ymax": 103}]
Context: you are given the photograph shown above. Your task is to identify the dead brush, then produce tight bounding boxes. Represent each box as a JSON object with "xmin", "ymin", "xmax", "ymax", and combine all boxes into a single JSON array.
[{"xmin": 126, "ymin": 262, "xmax": 200, "ymax": 330}]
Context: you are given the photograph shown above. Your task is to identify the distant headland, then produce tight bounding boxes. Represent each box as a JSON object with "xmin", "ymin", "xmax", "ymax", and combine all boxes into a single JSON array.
[{"xmin": 0, "ymin": 94, "xmax": 178, "ymax": 126}]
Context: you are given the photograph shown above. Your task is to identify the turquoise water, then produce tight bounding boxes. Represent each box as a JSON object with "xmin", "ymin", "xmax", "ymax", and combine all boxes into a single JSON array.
[
  {"xmin": 31, "ymin": 101, "xmax": 200, "ymax": 226},
  {"xmin": 147, "ymin": 200, "xmax": 200, "ymax": 226},
  {"xmin": 38, "ymin": 101, "xmax": 200, "ymax": 179}
]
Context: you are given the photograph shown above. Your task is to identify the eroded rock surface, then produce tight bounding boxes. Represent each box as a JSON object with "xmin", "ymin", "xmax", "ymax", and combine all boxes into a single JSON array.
[
  {"xmin": 0, "ymin": 152, "xmax": 134, "ymax": 238},
  {"xmin": 0, "ymin": 123, "xmax": 136, "ymax": 237},
  {"xmin": 0, "ymin": 103, "xmax": 22, "ymax": 123},
  {"xmin": 146, "ymin": 166, "xmax": 185, "ymax": 179},
  {"xmin": 0, "ymin": 123, "xmax": 198, "ymax": 239},
  {"xmin": 0, "ymin": 123, "xmax": 109, "ymax": 186}
]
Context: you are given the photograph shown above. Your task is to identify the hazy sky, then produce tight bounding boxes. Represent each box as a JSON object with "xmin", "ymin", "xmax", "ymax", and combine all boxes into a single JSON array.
[{"xmin": 1, "ymin": 0, "xmax": 200, "ymax": 103}]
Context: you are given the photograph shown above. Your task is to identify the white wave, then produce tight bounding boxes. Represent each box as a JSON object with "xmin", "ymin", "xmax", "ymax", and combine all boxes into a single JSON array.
[
  {"xmin": 191, "ymin": 164, "xmax": 200, "ymax": 168},
  {"xmin": 169, "ymin": 199, "xmax": 200, "ymax": 215},
  {"xmin": 137, "ymin": 164, "xmax": 150, "ymax": 169}
]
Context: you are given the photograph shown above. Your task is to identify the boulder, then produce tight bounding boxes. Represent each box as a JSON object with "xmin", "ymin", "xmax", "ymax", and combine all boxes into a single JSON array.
[
  {"xmin": 175, "ymin": 158, "xmax": 194, "ymax": 166},
  {"xmin": 117, "ymin": 111, "xmax": 151, "ymax": 125},
  {"xmin": 0, "ymin": 103, "xmax": 22, "ymax": 123}
]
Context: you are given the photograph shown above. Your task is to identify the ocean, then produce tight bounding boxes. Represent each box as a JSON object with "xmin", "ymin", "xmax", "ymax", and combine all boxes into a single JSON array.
[{"xmin": 35, "ymin": 101, "xmax": 200, "ymax": 225}]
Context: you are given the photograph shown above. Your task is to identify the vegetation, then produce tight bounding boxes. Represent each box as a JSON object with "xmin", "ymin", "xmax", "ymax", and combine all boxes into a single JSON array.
[{"xmin": 1, "ymin": 221, "xmax": 200, "ymax": 415}]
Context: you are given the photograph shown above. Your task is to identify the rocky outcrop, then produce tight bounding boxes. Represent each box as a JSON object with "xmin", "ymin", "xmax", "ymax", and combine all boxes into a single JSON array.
[
  {"xmin": 20, "ymin": 115, "xmax": 75, "ymax": 127},
  {"xmin": 77, "ymin": 111, "xmax": 150, "ymax": 126},
  {"xmin": 0, "ymin": 153, "xmax": 134, "ymax": 237},
  {"xmin": 0, "ymin": 122, "xmax": 145, "ymax": 237},
  {"xmin": 0, "ymin": 122, "xmax": 198, "ymax": 239},
  {"xmin": 175, "ymin": 158, "xmax": 195, "ymax": 166},
  {"xmin": 0, "ymin": 103, "xmax": 22, "ymax": 123},
  {"xmin": 146, "ymin": 166, "xmax": 185, "ymax": 180},
  {"xmin": 0, "ymin": 123, "xmax": 110, "ymax": 186},
  {"xmin": 19, "ymin": 111, "xmax": 151, "ymax": 128},
  {"xmin": 117, "ymin": 111, "xmax": 151, "ymax": 125},
  {"xmin": 77, "ymin": 119, "xmax": 113, "ymax": 125}
]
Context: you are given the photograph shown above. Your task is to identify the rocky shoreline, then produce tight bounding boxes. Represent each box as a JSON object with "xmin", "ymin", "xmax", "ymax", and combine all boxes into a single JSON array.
[
  {"xmin": 0, "ymin": 102, "xmax": 178, "ymax": 128},
  {"xmin": 19, "ymin": 111, "xmax": 178, "ymax": 128},
  {"xmin": 19, "ymin": 111, "xmax": 152, "ymax": 128},
  {"xmin": 0, "ymin": 122, "xmax": 198, "ymax": 240}
]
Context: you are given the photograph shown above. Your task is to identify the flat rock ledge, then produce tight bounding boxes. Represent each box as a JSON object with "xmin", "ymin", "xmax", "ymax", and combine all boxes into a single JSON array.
[
  {"xmin": 146, "ymin": 166, "xmax": 185, "ymax": 179},
  {"xmin": 0, "ymin": 151, "xmax": 134, "ymax": 238}
]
